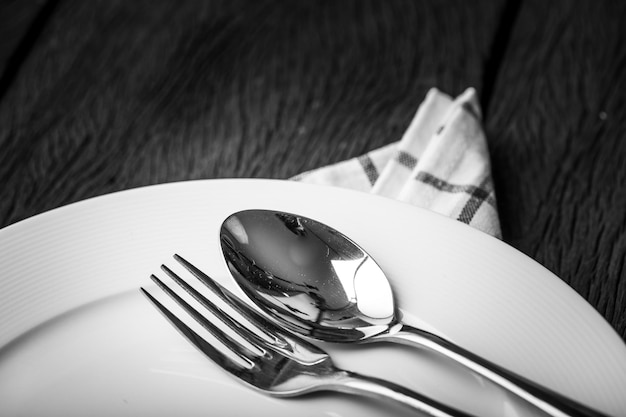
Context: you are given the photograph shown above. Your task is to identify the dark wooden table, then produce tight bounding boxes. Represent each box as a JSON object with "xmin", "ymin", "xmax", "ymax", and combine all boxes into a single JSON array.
[{"xmin": 1, "ymin": 0, "xmax": 625, "ymax": 341}]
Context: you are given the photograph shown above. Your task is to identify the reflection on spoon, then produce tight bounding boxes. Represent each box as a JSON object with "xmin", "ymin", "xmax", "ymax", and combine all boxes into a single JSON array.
[
  {"xmin": 221, "ymin": 210, "xmax": 394, "ymax": 341},
  {"xmin": 220, "ymin": 209, "xmax": 607, "ymax": 417}
]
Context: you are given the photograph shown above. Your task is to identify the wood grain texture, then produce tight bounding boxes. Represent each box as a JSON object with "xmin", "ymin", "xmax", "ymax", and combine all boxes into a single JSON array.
[
  {"xmin": 486, "ymin": 0, "xmax": 626, "ymax": 338},
  {"xmin": 0, "ymin": 0, "xmax": 505, "ymax": 228},
  {"xmin": 0, "ymin": 0, "xmax": 48, "ymax": 83}
]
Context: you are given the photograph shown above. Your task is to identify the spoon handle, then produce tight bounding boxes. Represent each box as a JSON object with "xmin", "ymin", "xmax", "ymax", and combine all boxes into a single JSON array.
[{"xmin": 381, "ymin": 326, "xmax": 608, "ymax": 417}]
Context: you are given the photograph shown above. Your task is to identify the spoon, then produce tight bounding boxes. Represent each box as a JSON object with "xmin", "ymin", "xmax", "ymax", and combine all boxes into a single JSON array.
[{"xmin": 219, "ymin": 209, "xmax": 607, "ymax": 417}]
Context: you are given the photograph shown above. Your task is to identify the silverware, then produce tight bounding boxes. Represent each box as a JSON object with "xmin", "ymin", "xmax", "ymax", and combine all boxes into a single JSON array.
[
  {"xmin": 219, "ymin": 209, "xmax": 609, "ymax": 417},
  {"xmin": 141, "ymin": 254, "xmax": 473, "ymax": 417}
]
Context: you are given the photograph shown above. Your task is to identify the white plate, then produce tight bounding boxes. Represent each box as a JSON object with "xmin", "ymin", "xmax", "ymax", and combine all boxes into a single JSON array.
[{"xmin": 0, "ymin": 179, "xmax": 625, "ymax": 417}]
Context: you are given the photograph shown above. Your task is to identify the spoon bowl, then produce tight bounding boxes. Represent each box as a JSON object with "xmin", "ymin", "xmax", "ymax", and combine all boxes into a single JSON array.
[{"xmin": 220, "ymin": 209, "xmax": 395, "ymax": 342}]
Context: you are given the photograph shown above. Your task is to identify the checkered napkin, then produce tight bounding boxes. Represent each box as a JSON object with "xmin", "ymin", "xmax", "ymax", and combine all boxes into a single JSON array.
[{"xmin": 291, "ymin": 87, "xmax": 501, "ymax": 238}]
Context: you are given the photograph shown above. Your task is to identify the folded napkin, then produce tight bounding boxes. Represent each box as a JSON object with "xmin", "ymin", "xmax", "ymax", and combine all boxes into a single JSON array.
[{"xmin": 292, "ymin": 87, "xmax": 501, "ymax": 238}]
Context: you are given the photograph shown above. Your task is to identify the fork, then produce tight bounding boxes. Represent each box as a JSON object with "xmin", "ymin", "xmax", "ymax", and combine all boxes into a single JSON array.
[{"xmin": 141, "ymin": 254, "xmax": 474, "ymax": 417}]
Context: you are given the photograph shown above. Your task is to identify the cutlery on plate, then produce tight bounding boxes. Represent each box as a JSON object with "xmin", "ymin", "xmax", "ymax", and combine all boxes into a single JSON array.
[
  {"xmin": 219, "ymin": 209, "xmax": 609, "ymax": 417},
  {"xmin": 141, "ymin": 254, "xmax": 474, "ymax": 417}
]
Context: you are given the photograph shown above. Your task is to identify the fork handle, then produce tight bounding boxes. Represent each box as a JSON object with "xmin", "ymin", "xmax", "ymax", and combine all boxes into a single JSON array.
[
  {"xmin": 378, "ymin": 325, "xmax": 608, "ymax": 417},
  {"xmin": 326, "ymin": 369, "xmax": 474, "ymax": 417}
]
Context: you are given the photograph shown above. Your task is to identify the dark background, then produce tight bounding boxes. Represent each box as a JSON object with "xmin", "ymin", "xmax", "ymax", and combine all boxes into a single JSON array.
[{"xmin": 1, "ymin": 0, "xmax": 625, "ymax": 340}]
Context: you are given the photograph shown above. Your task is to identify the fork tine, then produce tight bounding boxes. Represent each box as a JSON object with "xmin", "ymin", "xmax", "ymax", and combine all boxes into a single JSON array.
[
  {"xmin": 140, "ymin": 287, "xmax": 254, "ymax": 372},
  {"xmin": 158, "ymin": 265, "xmax": 269, "ymax": 355},
  {"xmin": 173, "ymin": 254, "xmax": 289, "ymax": 348},
  {"xmin": 145, "ymin": 273, "xmax": 262, "ymax": 364},
  {"xmin": 169, "ymin": 254, "xmax": 329, "ymax": 365}
]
